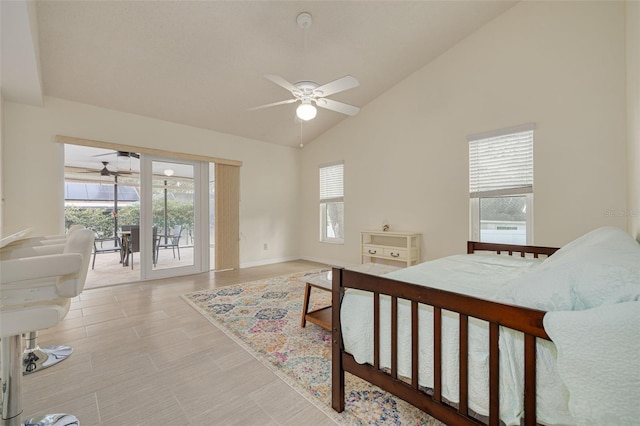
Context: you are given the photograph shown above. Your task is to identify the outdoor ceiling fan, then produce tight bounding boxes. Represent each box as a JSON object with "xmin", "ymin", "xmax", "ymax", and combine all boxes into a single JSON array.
[
  {"xmin": 249, "ymin": 12, "xmax": 360, "ymax": 121},
  {"xmin": 81, "ymin": 161, "xmax": 132, "ymax": 177}
]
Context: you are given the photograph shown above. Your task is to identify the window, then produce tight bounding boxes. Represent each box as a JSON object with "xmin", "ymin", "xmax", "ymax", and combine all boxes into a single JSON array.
[
  {"xmin": 469, "ymin": 124, "xmax": 534, "ymax": 245},
  {"xmin": 319, "ymin": 162, "xmax": 344, "ymax": 244}
]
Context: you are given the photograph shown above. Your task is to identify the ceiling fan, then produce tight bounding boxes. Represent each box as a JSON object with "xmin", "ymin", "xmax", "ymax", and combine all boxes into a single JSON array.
[
  {"xmin": 81, "ymin": 161, "xmax": 133, "ymax": 177},
  {"xmin": 250, "ymin": 74, "xmax": 360, "ymax": 120},
  {"xmin": 249, "ymin": 12, "xmax": 360, "ymax": 121}
]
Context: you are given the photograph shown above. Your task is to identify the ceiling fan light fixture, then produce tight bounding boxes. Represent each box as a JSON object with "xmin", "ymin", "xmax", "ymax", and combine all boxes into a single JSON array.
[{"xmin": 296, "ymin": 101, "xmax": 317, "ymax": 121}]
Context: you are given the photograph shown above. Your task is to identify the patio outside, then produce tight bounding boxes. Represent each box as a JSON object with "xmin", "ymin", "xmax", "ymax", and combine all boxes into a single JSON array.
[
  {"xmin": 85, "ymin": 245, "xmax": 201, "ymax": 289},
  {"xmin": 65, "ymin": 181, "xmax": 201, "ymax": 288}
]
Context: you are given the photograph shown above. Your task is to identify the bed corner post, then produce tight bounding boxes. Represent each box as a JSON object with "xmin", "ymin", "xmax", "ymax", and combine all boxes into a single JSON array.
[
  {"xmin": 467, "ymin": 241, "xmax": 475, "ymax": 254},
  {"xmin": 331, "ymin": 267, "xmax": 345, "ymax": 413}
]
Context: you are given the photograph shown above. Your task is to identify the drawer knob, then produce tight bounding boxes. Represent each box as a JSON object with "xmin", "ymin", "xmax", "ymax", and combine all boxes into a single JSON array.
[
  {"xmin": 390, "ymin": 252, "xmax": 400, "ymax": 258},
  {"xmin": 368, "ymin": 249, "xmax": 377, "ymax": 254}
]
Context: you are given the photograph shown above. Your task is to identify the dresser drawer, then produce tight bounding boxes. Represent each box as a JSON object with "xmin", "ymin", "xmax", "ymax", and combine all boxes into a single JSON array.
[
  {"xmin": 383, "ymin": 248, "xmax": 407, "ymax": 260},
  {"xmin": 362, "ymin": 245, "xmax": 381, "ymax": 256}
]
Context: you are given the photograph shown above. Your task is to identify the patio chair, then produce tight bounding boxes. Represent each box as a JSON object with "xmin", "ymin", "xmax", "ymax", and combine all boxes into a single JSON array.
[
  {"xmin": 92, "ymin": 234, "xmax": 122, "ymax": 269},
  {"xmin": 156, "ymin": 225, "xmax": 183, "ymax": 261},
  {"xmin": 123, "ymin": 225, "xmax": 158, "ymax": 268}
]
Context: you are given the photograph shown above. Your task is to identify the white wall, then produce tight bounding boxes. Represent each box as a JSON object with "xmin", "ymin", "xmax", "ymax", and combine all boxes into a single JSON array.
[
  {"xmin": 0, "ymin": 94, "xmax": 4, "ymax": 235},
  {"xmin": 300, "ymin": 1, "xmax": 628, "ymax": 265},
  {"xmin": 2, "ymin": 97, "xmax": 300, "ymax": 266},
  {"xmin": 627, "ymin": 0, "xmax": 640, "ymax": 240}
]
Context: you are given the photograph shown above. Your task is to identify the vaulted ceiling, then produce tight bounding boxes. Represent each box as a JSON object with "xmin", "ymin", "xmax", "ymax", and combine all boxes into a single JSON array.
[{"xmin": 2, "ymin": 1, "xmax": 516, "ymax": 147}]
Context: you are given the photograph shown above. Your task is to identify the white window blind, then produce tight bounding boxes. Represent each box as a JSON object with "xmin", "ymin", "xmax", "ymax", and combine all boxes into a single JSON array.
[
  {"xmin": 469, "ymin": 124, "xmax": 534, "ymax": 198},
  {"xmin": 320, "ymin": 162, "xmax": 344, "ymax": 203}
]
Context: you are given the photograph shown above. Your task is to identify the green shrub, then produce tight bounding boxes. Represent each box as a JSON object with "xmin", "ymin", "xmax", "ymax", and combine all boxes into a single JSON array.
[{"xmin": 65, "ymin": 201, "xmax": 194, "ymax": 238}]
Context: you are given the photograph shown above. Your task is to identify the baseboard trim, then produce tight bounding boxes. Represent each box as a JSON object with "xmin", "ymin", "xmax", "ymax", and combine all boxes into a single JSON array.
[
  {"xmin": 239, "ymin": 256, "xmax": 300, "ymax": 269},
  {"xmin": 299, "ymin": 256, "xmax": 352, "ymax": 268}
]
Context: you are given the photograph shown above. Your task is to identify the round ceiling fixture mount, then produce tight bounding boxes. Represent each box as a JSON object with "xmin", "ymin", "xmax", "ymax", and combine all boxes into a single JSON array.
[{"xmin": 297, "ymin": 12, "xmax": 312, "ymax": 30}]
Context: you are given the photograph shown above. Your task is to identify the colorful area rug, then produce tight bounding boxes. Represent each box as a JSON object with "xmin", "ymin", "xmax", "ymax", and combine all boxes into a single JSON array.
[{"xmin": 182, "ymin": 270, "xmax": 443, "ymax": 426}]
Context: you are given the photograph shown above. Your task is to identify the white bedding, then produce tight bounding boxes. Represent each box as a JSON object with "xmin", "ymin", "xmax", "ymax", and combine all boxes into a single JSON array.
[
  {"xmin": 340, "ymin": 254, "xmax": 573, "ymax": 426},
  {"xmin": 544, "ymin": 301, "xmax": 640, "ymax": 426}
]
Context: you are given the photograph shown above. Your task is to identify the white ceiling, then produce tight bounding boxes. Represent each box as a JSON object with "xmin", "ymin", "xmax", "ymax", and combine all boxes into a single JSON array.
[{"xmin": 4, "ymin": 1, "xmax": 516, "ymax": 148}]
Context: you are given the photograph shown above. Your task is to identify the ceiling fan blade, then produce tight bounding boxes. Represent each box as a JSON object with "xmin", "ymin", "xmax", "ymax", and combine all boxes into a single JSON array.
[
  {"xmin": 263, "ymin": 74, "xmax": 298, "ymax": 93},
  {"xmin": 313, "ymin": 75, "xmax": 359, "ymax": 97},
  {"xmin": 92, "ymin": 151, "xmax": 140, "ymax": 159},
  {"xmin": 315, "ymin": 98, "xmax": 360, "ymax": 116},
  {"xmin": 248, "ymin": 98, "xmax": 297, "ymax": 111}
]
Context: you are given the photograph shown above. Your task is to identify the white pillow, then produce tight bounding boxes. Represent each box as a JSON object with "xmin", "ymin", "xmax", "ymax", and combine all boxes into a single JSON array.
[
  {"xmin": 495, "ymin": 227, "xmax": 640, "ymax": 311},
  {"xmin": 541, "ymin": 226, "xmax": 637, "ymax": 268},
  {"xmin": 543, "ymin": 302, "xmax": 640, "ymax": 426}
]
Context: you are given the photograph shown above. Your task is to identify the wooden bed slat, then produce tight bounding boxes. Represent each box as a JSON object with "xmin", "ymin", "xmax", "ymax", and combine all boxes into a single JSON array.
[
  {"xmin": 524, "ymin": 334, "xmax": 537, "ymax": 426},
  {"xmin": 391, "ymin": 296, "xmax": 398, "ymax": 379},
  {"xmin": 459, "ymin": 314, "xmax": 469, "ymax": 416},
  {"xmin": 434, "ymin": 307, "xmax": 442, "ymax": 402},
  {"xmin": 411, "ymin": 301, "xmax": 419, "ymax": 389}
]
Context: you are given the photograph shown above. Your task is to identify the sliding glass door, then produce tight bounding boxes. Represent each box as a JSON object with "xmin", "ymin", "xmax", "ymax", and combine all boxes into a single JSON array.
[{"xmin": 64, "ymin": 141, "xmax": 235, "ymax": 286}]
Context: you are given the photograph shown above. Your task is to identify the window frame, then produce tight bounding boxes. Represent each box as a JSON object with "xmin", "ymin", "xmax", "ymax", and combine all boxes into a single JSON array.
[
  {"xmin": 319, "ymin": 161, "xmax": 344, "ymax": 244},
  {"xmin": 469, "ymin": 194, "xmax": 534, "ymax": 244},
  {"xmin": 468, "ymin": 124, "xmax": 534, "ymax": 245}
]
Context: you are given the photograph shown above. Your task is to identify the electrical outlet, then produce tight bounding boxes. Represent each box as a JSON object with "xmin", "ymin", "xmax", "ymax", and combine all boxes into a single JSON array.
[{"xmin": 263, "ymin": 243, "xmax": 268, "ymax": 250}]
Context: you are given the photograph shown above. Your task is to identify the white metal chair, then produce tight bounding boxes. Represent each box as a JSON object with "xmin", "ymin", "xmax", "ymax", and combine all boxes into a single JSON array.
[
  {"xmin": 1, "ymin": 229, "xmax": 94, "ymax": 426},
  {"xmin": 155, "ymin": 225, "xmax": 183, "ymax": 261}
]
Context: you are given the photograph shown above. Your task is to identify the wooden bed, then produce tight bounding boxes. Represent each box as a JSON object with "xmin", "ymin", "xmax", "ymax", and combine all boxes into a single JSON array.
[{"xmin": 331, "ymin": 241, "xmax": 560, "ymax": 426}]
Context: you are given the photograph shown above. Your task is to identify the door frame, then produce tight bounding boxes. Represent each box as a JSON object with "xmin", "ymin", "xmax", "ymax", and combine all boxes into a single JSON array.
[{"xmin": 140, "ymin": 155, "xmax": 210, "ymax": 280}]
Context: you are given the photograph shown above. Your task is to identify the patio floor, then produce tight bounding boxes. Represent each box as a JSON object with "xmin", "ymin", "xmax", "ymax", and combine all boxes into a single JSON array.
[{"xmin": 85, "ymin": 245, "xmax": 211, "ymax": 289}]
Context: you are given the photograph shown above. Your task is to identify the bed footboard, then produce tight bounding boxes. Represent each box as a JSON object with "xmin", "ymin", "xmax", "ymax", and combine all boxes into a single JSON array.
[{"xmin": 331, "ymin": 244, "xmax": 558, "ymax": 426}]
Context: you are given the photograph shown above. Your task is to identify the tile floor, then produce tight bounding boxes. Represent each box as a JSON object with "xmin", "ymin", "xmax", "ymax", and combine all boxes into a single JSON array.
[{"xmin": 20, "ymin": 260, "xmax": 337, "ymax": 425}]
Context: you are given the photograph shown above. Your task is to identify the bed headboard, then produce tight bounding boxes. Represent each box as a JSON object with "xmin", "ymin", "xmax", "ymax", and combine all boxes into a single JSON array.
[{"xmin": 467, "ymin": 241, "xmax": 559, "ymax": 258}]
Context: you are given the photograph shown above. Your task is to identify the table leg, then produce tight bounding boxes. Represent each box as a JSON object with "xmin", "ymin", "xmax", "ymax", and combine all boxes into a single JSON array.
[{"xmin": 300, "ymin": 283, "xmax": 312, "ymax": 328}]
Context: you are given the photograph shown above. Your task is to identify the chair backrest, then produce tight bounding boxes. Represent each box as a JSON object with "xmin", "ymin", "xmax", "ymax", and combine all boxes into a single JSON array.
[
  {"xmin": 67, "ymin": 224, "xmax": 85, "ymax": 235},
  {"xmin": 129, "ymin": 226, "xmax": 140, "ymax": 253},
  {"xmin": 57, "ymin": 228, "xmax": 95, "ymax": 298},
  {"xmin": 172, "ymin": 225, "xmax": 183, "ymax": 244}
]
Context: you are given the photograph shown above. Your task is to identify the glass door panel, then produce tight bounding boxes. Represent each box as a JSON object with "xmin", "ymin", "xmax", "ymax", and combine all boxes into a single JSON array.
[
  {"xmin": 142, "ymin": 156, "xmax": 205, "ymax": 279},
  {"xmin": 151, "ymin": 160, "xmax": 195, "ymax": 270}
]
